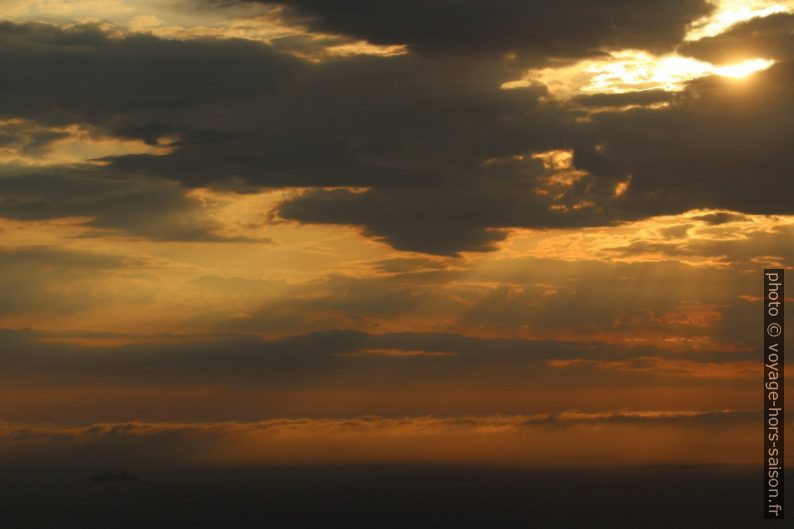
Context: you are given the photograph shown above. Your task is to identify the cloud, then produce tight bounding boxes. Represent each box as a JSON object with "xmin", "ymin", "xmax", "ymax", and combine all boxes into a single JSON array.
[
  {"xmin": 260, "ymin": 0, "xmax": 712, "ymax": 58},
  {"xmin": 0, "ymin": 21, "xmax": 301, "ymax": 127},
  {"xmin": 587, "ymin": 62, "xmax": 794, "ymax": 219},
  {"xmin": 679, "ymin": 12, "xmax": 794, "ymax": 64},
  {"xmin": 276, "ymin": 188, "xmax": 513, "ymax": 256},
  {"xmin": 547, "ymin": 356, "xmax": 756, "ymax": 379},
  {"xmin": 0, "ymin": 118, "xmax": 169, "ymax": 166},
  {"xmin": 572, "ymin": 89, "xmax": 675, "ymax": 108},
  {"xmin": 0, "ymin": 20, "xmax": 675, "ymax": 254},
  {"xmin": 0, "ymin": 324, "xmax": 769, "ymax": 390},
  {"xmin": 367, "ymin": 257, "xmax": 454, "ymax": 275},
  {"xmin": 273, "ymin": 160, "xmax": 623, "ymax": 256},
  {"xmin": 0, "ymin": 409, "xmax": 758, "ymax": 440},
  {"xmin": 0, "ymin": 22, "xmax": 596, "ymax": 252},
  {"xmin": 0, "ymin": 408, "xmax": 771, "ymax": 466},
  {"xmin": 2, "ymin": 13, "xmax": 793, "ymax": 255},
  {"xmin": 0, "ymin": 327, "xmax": 584, "ymax": 385},
  {"xmin": 1, "ymin": 0, "xmax": 409, "ymax": 59},
  {"xmin": 0, "ymin": 1, "xmax": 791, "ymax": 477},
  {"xmin": 0, "ymin": 167, "xmax": 264, "ymax": 242}
]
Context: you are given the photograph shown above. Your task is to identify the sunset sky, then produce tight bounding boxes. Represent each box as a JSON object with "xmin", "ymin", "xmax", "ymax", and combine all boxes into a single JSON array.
[{"xmin": 0, "ymin": 0, "xmax": 792, "ymax": 469}]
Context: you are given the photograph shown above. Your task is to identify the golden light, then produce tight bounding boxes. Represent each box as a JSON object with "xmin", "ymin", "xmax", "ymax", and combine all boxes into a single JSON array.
[
  {"xmin": 613, "ymin": 177, "xmax": 632, "ymax": 198},
  {"xmin": 713, "ymin": 58, "xmax": 775, "ymax": 78},
  {"xmin": 502, "ymin": 0, "xmax": 789, "ymax": 99},
  {"xmin": 499, "ymin": 208, "xmax": 794, "ymax": 267},
  {"xmin": 0, "ymin": 119, "xmax": 172, "ymax": 166},
  {"xmin": 503, "ymin": 51, "xmax": 775, "ymax": 98},
  {"xmin": 583, "ymin": 51, "xmax": 713, "ymax": 93},
  {"xmin": 686, "ymin": 0, "xmax": 793, "ymax": 41}
]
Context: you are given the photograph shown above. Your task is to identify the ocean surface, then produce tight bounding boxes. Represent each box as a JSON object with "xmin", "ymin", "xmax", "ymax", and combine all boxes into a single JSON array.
[{"xmin": 2, "ymin": 464, "xmax": 789, "ymax": 528}]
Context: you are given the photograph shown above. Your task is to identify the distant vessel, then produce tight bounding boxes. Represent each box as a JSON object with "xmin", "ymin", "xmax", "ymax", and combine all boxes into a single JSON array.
[{"xmin": 90, "ymin": 470, "xmax": 139, "ymax": 482}]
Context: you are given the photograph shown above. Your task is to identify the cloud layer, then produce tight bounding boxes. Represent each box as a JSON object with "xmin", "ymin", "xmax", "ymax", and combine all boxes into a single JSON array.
[
  {"xmin": 0, "ymin": 408, "xmax": 772, "ymax": 467},
  {"xmin": 1, "ymin": 5, "xmax": 792, "ymax": 253},
  {"xmin": 0, "ymin": 1, "xmax": 792, "ymax": 471}
]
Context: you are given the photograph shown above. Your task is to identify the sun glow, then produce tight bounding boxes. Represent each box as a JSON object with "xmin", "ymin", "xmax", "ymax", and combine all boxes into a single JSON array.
[
  {"xmin": 502, "ymin": 0, "xmax": 787, "ymax": 100},
  {"xmin": 582, "ymin": 51, "xmax": 713, "ymax": 94},
  {"xmin": 503, "ymin": 51, "xmax": 775, "ymax": 98},
  {"xmin": 686, "ymin": 0, "xmax": 794, "ymax": 41},
  {"xmin": 713, "ymin": 58, "xmax": 775, "ymax": 77}
]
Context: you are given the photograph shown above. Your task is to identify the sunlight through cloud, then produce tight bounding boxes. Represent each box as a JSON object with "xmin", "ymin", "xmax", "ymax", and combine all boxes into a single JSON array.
[
  {"xmin": 503, "ymin": 51, "xmax": 774, "ymax": 98},
  {"xmin": 686, "ymin": 0, "xmax": 794, "ymax": 41},
  {"xmin": 713, "ymin": 58, "xmax": 775, "ymax": 77}
]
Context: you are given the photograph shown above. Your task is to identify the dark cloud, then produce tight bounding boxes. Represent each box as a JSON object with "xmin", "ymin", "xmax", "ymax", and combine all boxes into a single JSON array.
[
  {"xmin": 275, "ymin": 164, "xmax": 624, "ymax": 256},
  {"xmin": 0, "ymin": 325, "xmax": 764, "ymax": 389},
  {"xmin": 259, "ymin": 0, "xmax": 711, "ymax": 58},
  {"xmin": 0, "ymin": 408, "xmax": 761, "ymax": 446},
  {"xmin": 0, "ymin": 327, "xmax": 578, "ymax": 385},
  {"xmin": 588, "ymin": 62, "xmax": 794, "ymax": 217},
  {"xmin": 0, "ymin": 119, "xmax": 70, "ymax": 154},
  {"xmin": 689, "ymin": 212, "xmax": 748, "ymax": 225},
  {"xmin": 0, "ymin": 21, "xmax": 630, "ymax": 254},
  {"xmin": 0, "ymin": 409, "xmax": 767, "ymax": 470},
  {"xmin": 2, "ymin": 15, "xmax": 793, "ymax": 254},
  {"xmin": 277, "ymin": 188, "xmax": 511, "ymax": 255},
  {"xmin": 592, "ymin": 15, "xmax": 794, "ymax": 223},
  {"xmin": 0, "ymin": 21, "xmax": 300, "ymax": 127},
  {"xmin": 102, "ymin": 55, "xmax": 568, "ymax": 189},
  {"xmin": 0, "ymin": 168, "xmax": 262, "ymax": 242},
  {"xmin": 572, "ymin": 89, "xmax": 675, "ymax": 108}
]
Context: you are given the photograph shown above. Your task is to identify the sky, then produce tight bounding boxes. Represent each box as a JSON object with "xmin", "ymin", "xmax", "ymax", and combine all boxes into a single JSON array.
[{"xmin": 0, "ymin": 0, "xmax": 792, "ymax": 469}]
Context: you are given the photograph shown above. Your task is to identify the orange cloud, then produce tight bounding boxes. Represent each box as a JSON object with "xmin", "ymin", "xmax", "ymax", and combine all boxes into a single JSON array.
[
  {"xmin": 547, "ymin": 357, "xmax": 757, "ymax": 379},
  {"xmin": 0, "ymin": 410, "xmax": 772, "ymax": 467}
]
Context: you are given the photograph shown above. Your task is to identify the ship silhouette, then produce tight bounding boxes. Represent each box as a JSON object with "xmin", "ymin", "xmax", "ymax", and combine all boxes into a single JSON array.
[{"xmin": 90, "ymin": 470, "xmax": 139, "ymax": 482}]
